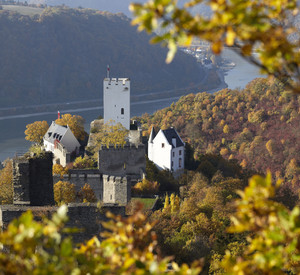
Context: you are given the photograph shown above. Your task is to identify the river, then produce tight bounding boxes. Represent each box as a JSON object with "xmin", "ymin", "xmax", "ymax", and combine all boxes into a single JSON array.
[{"xmin": 0, "ymin": 49, "xmax": 263, "ymax": 162}]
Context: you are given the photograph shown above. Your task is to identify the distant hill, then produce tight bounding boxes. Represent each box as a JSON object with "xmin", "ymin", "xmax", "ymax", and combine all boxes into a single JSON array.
[
  {"xmin": 27, "ymin": 0, "xmax": 210, "ymax": 17},
  {"xmin": 0, "ymin": 6, "xmax": 213, "ymax": 108}
]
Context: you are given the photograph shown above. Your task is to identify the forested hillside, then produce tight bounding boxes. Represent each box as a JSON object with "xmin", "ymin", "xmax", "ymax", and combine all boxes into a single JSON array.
[
  {"xmin": 29, "ymin": 1, "xmax": 191, "ymax": 17},
  {"xmin": 0, "ymin": 6, "xmax": 209, "ymax": 107},
  {"xmin": 137, "ymin": 78, "xmax": 300, "ymax": 184}
]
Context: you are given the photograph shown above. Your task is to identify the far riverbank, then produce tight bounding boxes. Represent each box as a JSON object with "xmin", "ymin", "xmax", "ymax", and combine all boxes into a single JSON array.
[{"xmin": 0, "ymin": 48, "xmax": 264, "ymax": 162}]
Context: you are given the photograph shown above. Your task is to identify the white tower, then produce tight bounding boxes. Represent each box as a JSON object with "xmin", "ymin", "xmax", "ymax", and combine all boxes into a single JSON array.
[{"xmin": 103, "ymin": 77, "xmax": 130, "ymax": 130}]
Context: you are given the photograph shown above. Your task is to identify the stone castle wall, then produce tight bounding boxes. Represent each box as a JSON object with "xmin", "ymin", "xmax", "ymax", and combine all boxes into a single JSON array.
[
  {"xmin": 98, "ymin": 144, "xmax": 145, "ymax": 180},
  {"xmin": 13, "ymin": 158, "xmax": 30, "ymax": 205},
  {"xmin": 1, "ymin": 153, "xmax": 129, "ymax": 243},
  {"xmin": 28, "ymin": 153, "xmax": 54, "ymax": 206},
  {"xmin": 0, "ymin": 204, "xmax": 126, "ymax": 243},
  {"xmin": 53, "ymin": 169, "xmax": 103, "ymax": 200},
  {"xmin": 13, "ymin": 152, "xmax": 54, "ymax": 206}
]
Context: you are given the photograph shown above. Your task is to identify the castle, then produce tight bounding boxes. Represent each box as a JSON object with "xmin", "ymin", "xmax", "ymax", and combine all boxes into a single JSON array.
[
  {"xmin": 0, "ymin": 73, "xmax": 144, "ymax": 240},
  {"xmin": 103, "ymin": 77, "xmax": 130, "ymax": 130},
  {"xmin": 0, "ymin": 71, "xmax": 184, "ymax": 239},
  {"xmin": 1, "ymin": 152, "xmax": 126, "ymax": 242}
]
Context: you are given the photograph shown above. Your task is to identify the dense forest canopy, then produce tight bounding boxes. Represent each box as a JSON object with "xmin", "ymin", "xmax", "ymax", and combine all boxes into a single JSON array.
[
  {"xmin": 0, "ymin": 5, "xmax": 207, "ymax": 107},
  {"xmin": 137, "ymin": 77, "xmax": 300, "ymax": 185}
]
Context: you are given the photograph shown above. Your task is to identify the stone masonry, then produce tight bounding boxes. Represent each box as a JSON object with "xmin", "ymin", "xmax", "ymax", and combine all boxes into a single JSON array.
[
  {"xmin": 103, "ymin": 175, "xmax": 130, "ymax": 205},
  {"xmin": 13, "ymin": 152, "xmax": 54, "ymax": 206},
  {"xmin": 1, "ymin": 154, "xmax": 127, "ymax": 242},
  {"xmin": 98, "ymin": 144, "xmax": 146, "ymax": 181},
  {"xmin": 53, "ymin": 169, "xmax": 103, "ymax": 200}
]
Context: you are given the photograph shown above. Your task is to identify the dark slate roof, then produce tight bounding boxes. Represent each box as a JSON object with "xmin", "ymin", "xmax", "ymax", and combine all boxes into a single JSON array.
[
  {"xmin": 148, "ymin": 126, "xmax": 156, "ymax": 143},
  {"xmin": 162, "ymin": 128, "xmax": 184, "ymax": 148}
]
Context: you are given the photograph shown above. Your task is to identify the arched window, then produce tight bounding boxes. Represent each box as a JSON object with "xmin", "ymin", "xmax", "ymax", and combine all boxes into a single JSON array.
[{"xmin": 121, "ymin": 108, "xmax": 124, "ymax": 115}]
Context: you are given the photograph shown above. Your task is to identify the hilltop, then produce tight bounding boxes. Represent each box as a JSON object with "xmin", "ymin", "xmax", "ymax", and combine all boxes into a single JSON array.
[
  {"xmin": 136, "ymin": 77, "xmax": 300, "ymax": 184},
  {"xmin": 0, "ymin": 5, "xmax": 215, "ymax": 108}
]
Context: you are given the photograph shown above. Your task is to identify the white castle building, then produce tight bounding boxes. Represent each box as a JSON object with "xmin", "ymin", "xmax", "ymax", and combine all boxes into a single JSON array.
[
  {"xmin": 148, "ymin": 127, "xmax": 185, "ymax": 175},
  {"xmin": 103, "ymin": 75, "xmax": 130, "ymax": 130}
]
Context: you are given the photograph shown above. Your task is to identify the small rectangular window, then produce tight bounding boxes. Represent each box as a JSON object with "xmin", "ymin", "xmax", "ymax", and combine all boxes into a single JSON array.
[
  {"xmin": 179, "ymin": 158, "xmax": 182, "ymax": 168},
  {"xmin": 121, "ymin": 108, "xmax": 124, "ymax": 115},
  {"xmin": 172, "ymin": 161, "xmax": 174, "ymax": 167},
  {"xmin": 172, "ymin": 152, "xmax": 175, "ymax": 157},
  {"xmin": 179, "ymin": 150, "xmax": 182, "ymax": 155},
  {"xmin": 162, "ymin": 143, "xmax": 165, "ymax": 148}
]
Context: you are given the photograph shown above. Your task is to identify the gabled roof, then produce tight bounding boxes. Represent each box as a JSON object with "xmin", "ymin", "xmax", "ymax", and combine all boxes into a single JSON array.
[
  {"xmin": 148, "ymin": 126, "xmax": 156, "ymax": 143},
  {"xmin": 44, "ymin": 121, "xmax": 69, "ymax": 144},
  {"xmin": 162, "ymin": 128, "xmax": 184, "ymax": 148}
]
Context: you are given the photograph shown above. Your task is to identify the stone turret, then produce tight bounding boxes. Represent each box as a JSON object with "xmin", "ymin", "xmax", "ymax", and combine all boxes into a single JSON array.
[
  {"xmin": 102, "ymin": 175, "xmax": 131, "ymax": 205},
  {"xmin": 13, "ymin": 152, "xmax": 54, "ymax": 206}
]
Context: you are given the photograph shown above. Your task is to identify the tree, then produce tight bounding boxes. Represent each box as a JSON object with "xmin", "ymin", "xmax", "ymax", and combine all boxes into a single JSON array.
[
  {"xmin": 92, "ymin": 120, "xmax": 129, "ymax": 149},
  {"xmin": 0, "ymin": 205, "xmax": 202, "ymax": 274},
  {"xmin": 78, "ymin": 183, "xmax": 97, "ymax": 203},
  {"xmin": 132, "ymin": 178, "xmax": 159, "ymax": 196},
  {"xmin": 218, "ymin": 173, "xmax": 300, "ymax": 273},
  {"xmin": 25, "ymin": 120, "xmax": 49, "ymax": 144},
  {"xmin": 52, "ymin": 164, "xmax": 69, "ymax": 178},
  {"xmin": 130, "ymin": 0, "xmax": 300, "ymax": 93},
  {"xmin": 0, "ymin": 159, "xmax": 13, "ymax": 204},
  {"xmin": 53, "ymin": 181, "xmax": 76, "ymax": 205},
  {"xmin": 72, "ymin": 156, "xmax": 95, "ymax": 169},
  {"xmin": 223, "ymin": 124, "xmax": 229, "ymax": 134},
  {"xmin": 55, "ymin": 114, "xmax": 86, "ymax": 141}
]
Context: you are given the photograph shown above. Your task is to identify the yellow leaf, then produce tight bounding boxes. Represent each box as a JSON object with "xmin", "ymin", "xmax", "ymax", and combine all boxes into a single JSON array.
[
  {"xmin": 226, "ymin": 27, "xmax": 235, "ymax": 46},
  {"xmin": 211, "ymin": 40, "xmax": 223, "ymax": 54}
]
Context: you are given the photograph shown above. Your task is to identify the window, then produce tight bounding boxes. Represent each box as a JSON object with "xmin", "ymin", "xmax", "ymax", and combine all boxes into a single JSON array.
[
  {"xmin": 121, "ymin": 108, "xmax": 124, "ymax": 115},
  {"xmin": 162, "ymin": 143, "xmax": 165, "ymax": 148},
  {"xmin": 172, "ymin": 152, "xmax": 175, "ymax": 157},
  {"xmin": 179, "ymin": 158, "xmax": 182, "ymax": 168},
  {"xmin": 110, "ymin": 195, "xmax": 112, "ymax": 200},
  {"xmin": 171, "ymin": 161, "xmax": 174, "ymax": 167},
  {"xmin": 179, "ymin": 150, "xmax": 182, "ymax": 155}
]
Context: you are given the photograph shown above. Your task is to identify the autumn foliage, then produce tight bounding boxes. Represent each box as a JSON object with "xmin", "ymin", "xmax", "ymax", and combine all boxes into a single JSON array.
[
  {"xmin": 55, "ymin": 113, "xmax": 86, "ymax": 141},
  {"xmin": 137, "ymin": 78, "xmax": 300, "ymax": 184},
  {"xmin": 78, "ymin": 183, "xmax": 97, "ymax": 203},
  {"xmin": 132, "ymin": 179, "xmax": 159, "ymax": 196},
  {"xmin": 52, "ymin": 164, "xmax": 69, "ymax": 178},
  {"xmin": 0, "ymin": 205, "xmax": 201, "ymax": 274},
  {"xmin": 53, "ymin": 181, "xmax": 76, "ymax": 205},
  {"xmin": 0, "ymin": 159, "xmax": 13, "ymax": 204},
  {"xmin": 24, "ymin": 120, "xmax": 49, "ymax": 144}
]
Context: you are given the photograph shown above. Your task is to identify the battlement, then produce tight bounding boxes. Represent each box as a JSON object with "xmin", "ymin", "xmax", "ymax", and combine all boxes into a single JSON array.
[
  {"xmin": 104, "ymin": 78, "xmax": 130, "ymax": 86},
  {"xmin": 98, "ymin": 143, "xmax": 145, "ymax": 178},
  {"xmin": 100, "ymin": 143, "xmax": 144, "ymax": 151},
  {"xmin": 103, "ymin": 175, "xmax": 128, "ymax": 184}
]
